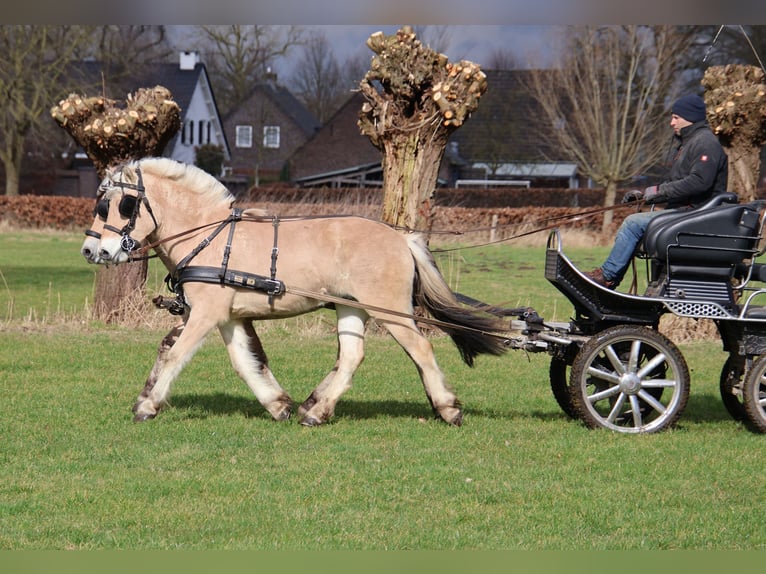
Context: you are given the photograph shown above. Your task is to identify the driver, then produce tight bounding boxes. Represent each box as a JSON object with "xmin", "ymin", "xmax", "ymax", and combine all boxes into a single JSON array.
[{"xmin": 585, "ymin": 94, "xmax": 729, "ymax": 289}]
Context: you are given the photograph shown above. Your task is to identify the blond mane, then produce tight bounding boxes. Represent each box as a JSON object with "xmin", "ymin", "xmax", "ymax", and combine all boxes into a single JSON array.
[{"xmin": 104, "ymin": 157, "xmax": 235, "ymax": 207}]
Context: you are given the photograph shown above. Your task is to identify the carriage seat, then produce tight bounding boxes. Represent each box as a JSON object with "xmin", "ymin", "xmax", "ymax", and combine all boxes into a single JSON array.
[{"xmin": 643, "ymin": 194, "xmax": 761, "ymax": 275}]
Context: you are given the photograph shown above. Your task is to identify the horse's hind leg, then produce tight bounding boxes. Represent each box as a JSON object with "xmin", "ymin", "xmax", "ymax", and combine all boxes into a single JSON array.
[
  {"xmin": 220, "ymin": 320, "xmax": 293, "ymax": 421},
  {"xmin": 299, "ymin": 305, "xmax": 367, "ymax": 426},
  {"xmin": 382, "ymin": 319, "xmax": 463, "ymax": 426}
]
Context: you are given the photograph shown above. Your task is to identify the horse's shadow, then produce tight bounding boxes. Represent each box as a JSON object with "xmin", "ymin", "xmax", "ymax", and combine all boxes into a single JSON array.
[{"xmin": 169, "ymin": 392, "xmax": 438, "ymax": 422}]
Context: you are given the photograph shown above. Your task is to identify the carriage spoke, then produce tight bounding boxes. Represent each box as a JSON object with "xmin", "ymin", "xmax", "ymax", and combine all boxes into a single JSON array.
[
  {"xmin": 640, "ymin": 378, "xmax": 677, "ymax": 389},
  {"xmin": 637, "ymin": 352, "xmax": 667, "ymax": 379},
  {"xmin": 586, "ymin": 364, "xmax": 620, "ymax": 385},
  {"xmin": 588, "ymin": 384, "xmax": 622, "ymax": 403},
  {"xmin": 637, "ymin": 388, "xmax": 667, "ymax": 414},
  {"xmin": 629, "ymin": 395, "xmax": 644, "ymax": 427},
  {"xmin": 627, "ymin": 340, "xmax": 642, "ymax": 372},
  {"xmin": 604, "ymin": 344, "xmax": 627, "ymax": 375},
  {"xmin": 605, "ymin": 392, "xmax": 627, "ymax": 424}
]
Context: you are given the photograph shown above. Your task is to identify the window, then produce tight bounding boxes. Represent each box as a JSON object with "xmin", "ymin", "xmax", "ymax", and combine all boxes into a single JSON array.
[
  {"xmin": 235, "ymin": 125, "xmax": 253, "ymax": 148},
  {"xmin": 188, "ymin": 120, "xmax": 194, "ymax": 145},
  {"xmin": 263, "ymin": 125, "xmax": 280, "ymax": 149}
]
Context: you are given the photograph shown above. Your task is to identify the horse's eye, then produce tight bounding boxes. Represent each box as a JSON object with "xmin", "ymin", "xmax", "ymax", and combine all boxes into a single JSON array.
[{"xmin": 119, "ymin": 195, "xmax": 138, "ymax": 218}]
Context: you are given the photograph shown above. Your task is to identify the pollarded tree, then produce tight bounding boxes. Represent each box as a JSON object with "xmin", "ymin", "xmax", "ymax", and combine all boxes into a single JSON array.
[
  {"xmin": 528, "ymin": 25, "xmax": 692, "ymax": 232},
  {"xmin": 358, "ymin": 26, "xmax": 487, "ymax": 233},
  {"xmin": 702, "ymin": 64, "xmax": 766, "ymax": 202}
]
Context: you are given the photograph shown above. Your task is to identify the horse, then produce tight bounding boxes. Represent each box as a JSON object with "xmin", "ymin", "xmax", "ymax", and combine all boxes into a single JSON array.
[{"xmin": 86, "ymin": 157, "xmax": 508, "ymax": 426}]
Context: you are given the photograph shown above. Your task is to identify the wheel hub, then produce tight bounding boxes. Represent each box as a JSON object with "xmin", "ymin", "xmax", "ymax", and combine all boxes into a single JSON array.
[{"xmin": 620, "ymin": 372, "xmax": 642, "ymax": 395}]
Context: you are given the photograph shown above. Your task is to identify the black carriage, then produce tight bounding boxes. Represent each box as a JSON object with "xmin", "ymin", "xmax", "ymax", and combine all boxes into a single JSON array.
[{"xmin": 508, "ymin": 192, "xmax": 766, "ymax": 434}]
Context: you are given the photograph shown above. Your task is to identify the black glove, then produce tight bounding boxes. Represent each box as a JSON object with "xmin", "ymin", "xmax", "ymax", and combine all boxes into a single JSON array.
[{"xmin": 622, "ymin": 189, "xmax": 643, "ymax": 204}]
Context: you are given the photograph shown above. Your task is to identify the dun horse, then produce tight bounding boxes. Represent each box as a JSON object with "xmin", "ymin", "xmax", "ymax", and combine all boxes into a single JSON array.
[{"xmin": 85, "ymin": 157, "xmax": 507, "ymax": 426}]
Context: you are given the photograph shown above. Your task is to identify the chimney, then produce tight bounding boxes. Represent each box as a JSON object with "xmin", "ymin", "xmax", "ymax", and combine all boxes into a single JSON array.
[{"xmin": 179, "ymin": 51, "xmax": 198, "ymax": 71}]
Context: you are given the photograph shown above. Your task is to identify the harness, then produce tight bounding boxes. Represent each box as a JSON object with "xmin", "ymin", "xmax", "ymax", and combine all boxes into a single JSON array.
[{"xmin": 164, "ymin": 209, "xmax": 285, "ymax": 314}]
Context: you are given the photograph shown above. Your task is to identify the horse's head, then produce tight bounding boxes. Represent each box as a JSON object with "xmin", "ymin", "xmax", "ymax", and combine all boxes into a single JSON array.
[{"xmin": 92, "ymin": 162, "xmax": 159, "ymax": 265}]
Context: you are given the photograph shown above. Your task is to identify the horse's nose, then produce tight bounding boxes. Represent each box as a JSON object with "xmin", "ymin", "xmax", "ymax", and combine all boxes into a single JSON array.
[
  {"xmin": 98, "ymin": 248, "xmax": 112, "ymax": 261},
  {"xmin": 81, "ymin": 246, "xmax": 93, "ymax": 259}
]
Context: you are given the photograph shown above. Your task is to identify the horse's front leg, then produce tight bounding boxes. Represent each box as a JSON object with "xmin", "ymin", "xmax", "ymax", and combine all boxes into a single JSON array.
[
  {"xmin": 132, "ymin": 310, "xmax": 217, "ymax": 422},
  {"xmin": 219, "ymin": 319, "xmax": 293, "ymax": 421},
  {"xmin": 133, "ymin": 317, "xmax": 186, "ymax": 415}
]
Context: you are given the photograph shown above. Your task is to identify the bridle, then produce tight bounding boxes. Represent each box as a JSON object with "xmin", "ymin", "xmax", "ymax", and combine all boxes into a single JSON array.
[{"xmin": 91, "ymin": 166, "xmax": 159, "ymax": 255}]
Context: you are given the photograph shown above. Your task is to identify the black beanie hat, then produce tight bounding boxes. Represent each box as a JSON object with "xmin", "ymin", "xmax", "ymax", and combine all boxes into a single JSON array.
[{"xmin": 672, "ymin": 94, "xmax": 706, "ymax": 123}]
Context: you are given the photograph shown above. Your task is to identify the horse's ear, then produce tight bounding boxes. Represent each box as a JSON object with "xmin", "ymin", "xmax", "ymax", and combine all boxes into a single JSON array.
[{"xmin": 120, "ymin": 163, "xmax": 138, "ymax": 185}]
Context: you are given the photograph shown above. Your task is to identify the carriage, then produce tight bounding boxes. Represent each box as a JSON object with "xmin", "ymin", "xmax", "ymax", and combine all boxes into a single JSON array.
[
  {"xmin": 501, "ymin": 191, "xmax": 766, "ymax": 434},
  {"xmin": 85, "ymin": 158, "xmax": 766, "ymax": 434}
]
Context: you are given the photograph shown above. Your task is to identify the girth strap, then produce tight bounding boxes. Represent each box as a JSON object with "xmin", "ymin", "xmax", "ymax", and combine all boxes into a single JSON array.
[{"xmin": 173, "ymin": 265, "xmax": 285, "ymax": 296}]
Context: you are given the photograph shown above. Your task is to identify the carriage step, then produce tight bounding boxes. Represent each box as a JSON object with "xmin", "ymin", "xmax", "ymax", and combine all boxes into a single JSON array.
[{"xmin": 664, "ymin": 278, "xmax": 733, "ymax": 304}]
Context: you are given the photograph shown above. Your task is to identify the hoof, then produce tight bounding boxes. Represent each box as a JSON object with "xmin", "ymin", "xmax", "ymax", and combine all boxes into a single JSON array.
[
  {"xmin": 450, "ymin": 411, "xmax": 464, "ymax": 427},
  {"xmin": 300, "ymin": 415, "xmax": 323, "ymax": 427},
  {"xmin": 133, "ymin": 412, "xmax": 156, "ymax": 423},
  {"xmin": 298, "ymin": 396, "xmax": 317, "ymax": 419},
  {"xmin": 272, "ymin": 406, "xmax": 292, "ymax": 421},
  {"xmin": 438, "ymin": 407, "xmax": 463, "ymax": 426}
]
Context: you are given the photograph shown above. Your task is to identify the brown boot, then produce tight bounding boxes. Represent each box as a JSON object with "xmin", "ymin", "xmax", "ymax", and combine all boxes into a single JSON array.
[{"xmin": 585, "ymin": 267, "xmax": 616, "ymax": 289}]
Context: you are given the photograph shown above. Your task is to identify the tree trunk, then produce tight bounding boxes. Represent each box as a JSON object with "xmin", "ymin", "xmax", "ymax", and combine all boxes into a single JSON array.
[
  {"xmin": 93, "ymin": 264, "xmax": 148, "ymax": 323},
  {"xmin": 381, "ymin": 130, "xmax": 447, "ymax": 233},
  {"xmin": 723, "ymin": 139, "xmax": 761, "ymax": 202},
  {"xmin": 3, "ymin": 155, "xmax": 20, "ymax": 197},
  {"xmin": 3, "ymin": 134, "xmax": 24, "ymax": 197},
  {"xmin": 601, "ymin": 180, "xmax": 618, "ymax": 233}
]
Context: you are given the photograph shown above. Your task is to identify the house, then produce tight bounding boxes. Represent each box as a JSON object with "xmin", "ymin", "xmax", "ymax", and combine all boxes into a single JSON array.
[
  {"xmin": 288, "ymin": 70, "xmax": 587, "ymax": 189},
  {"xmin": 287, "ymin": 92, "xmax": 382, "ymax": 188},
  {"xmin": 221, "ymin": 73, "xmax": 321, "ymax": 187},
  {"xmin": 52, "ymin": 51, "xmax": 230, "ymax": 197}
]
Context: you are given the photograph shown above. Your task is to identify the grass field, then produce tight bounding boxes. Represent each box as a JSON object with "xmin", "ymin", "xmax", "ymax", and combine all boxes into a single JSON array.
[{"xmin": 1, "ymin": 230, "xmax": 765, "ymax": 550}]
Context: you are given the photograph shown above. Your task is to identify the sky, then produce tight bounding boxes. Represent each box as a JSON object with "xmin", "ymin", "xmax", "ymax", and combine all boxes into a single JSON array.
[
  {"xmin": 280, "ymin": 25, "xmax": 565, "ymax": 69},
  {"xmin": 167, "ymin": 25, "xmax": 566, "ymax": 79}
]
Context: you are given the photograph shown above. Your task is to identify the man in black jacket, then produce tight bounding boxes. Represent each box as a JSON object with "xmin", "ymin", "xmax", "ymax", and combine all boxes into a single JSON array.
[{"xmin": 586, "ymin": 94, "xmax": 729, "ymax": 288}]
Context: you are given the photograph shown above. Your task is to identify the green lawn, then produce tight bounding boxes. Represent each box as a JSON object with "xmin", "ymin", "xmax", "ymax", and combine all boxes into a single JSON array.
[{"xmin": 1, "ymin": 230, "xmax": 765, "ymax": 550}]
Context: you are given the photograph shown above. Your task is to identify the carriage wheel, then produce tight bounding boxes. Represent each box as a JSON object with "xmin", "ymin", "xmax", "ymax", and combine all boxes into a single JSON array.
[
  {"xmin": 742, "ymin": 355, "xmax": 766, "ymax": 433},
  {"xmin": 719, "ymin": 356, "xmax": 746, "ymax": 422},
  {"xmin": 568, "ymin": 325, "xmax": 690, "ymax": 434},
  {"xmin": 550, "ymin": 357, "xmax": 576, "ymax": 419}
]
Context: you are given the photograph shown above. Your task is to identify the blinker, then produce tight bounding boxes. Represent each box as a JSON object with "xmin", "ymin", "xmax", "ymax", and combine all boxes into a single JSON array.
[{"xmin": 94, "ymin": 195, "xmax": 139, "ymax": 220}]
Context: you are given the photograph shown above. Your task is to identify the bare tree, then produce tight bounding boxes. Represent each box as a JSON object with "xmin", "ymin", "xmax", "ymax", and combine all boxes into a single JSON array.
[
  {"xmin": 528, "ymin": 25, "xmax": 691, "ymax": 231},
  {"xmin": 290, "ymin": 31, "xmax": 346, "ymax": 123},
  {"xmin": 93, "ymin": 25, "xmax": 173, "ymax": 67},
  {"xmin": 195, "ymin": 25, "xmax": 304, "ymax": 114},
  {"xmin": 0, "ymin": 25, "xmax": 93, "ymax": 196}
]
